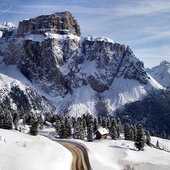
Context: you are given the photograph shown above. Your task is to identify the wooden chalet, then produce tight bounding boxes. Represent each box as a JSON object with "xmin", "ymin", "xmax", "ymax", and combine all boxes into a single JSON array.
[{"xmin": 95, "ymin": 127, "xmax": 109, "ymax": 139}]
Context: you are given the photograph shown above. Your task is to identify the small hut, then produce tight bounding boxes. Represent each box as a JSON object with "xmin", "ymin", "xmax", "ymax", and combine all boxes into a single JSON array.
[{"xmin": 95, "ymin": 127, "xmax": 109, "ymax": 139}]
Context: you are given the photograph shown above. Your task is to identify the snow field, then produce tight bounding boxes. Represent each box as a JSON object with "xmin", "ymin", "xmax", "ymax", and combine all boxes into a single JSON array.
[
  {"xmin": 1, "ymin": 128, "xmax": 170, "ymax": 170},
  {"xmin": 0, "ymin": 129, "xmax": 72, "ymax": 170},
  {"xmin": 79, "ymin": 137, "xmax": 170, "ymax": 170}
]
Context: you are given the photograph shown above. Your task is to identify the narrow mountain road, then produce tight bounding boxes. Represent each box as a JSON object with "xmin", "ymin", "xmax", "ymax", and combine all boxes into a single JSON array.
[
  {"xmin": 57, "ymin": 141, "xmax": 90, "ymax": 170},
  {"xmin": 48, "ymin": 134, "xmax": 92, "ymax": 170}
]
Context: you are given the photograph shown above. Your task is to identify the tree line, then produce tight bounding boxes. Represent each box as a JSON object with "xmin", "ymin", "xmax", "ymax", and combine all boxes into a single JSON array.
[{"xmin": 0, "ymin": 104, "xmax": 152, "ymax": 150}]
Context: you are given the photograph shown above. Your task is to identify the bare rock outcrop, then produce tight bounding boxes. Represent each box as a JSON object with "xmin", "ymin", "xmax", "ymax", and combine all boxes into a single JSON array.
[{"xmin": 17, "ymin": 11, "xmax": 81, "ymax": 37}]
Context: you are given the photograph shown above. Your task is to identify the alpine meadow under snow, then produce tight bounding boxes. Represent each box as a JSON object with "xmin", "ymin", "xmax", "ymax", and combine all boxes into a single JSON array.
[
  {"xmin": 0, "ymin": 129, "xmax": 72, "ymax": 170},
  {"xmin": 0, "ymin": 128, "xmax": 170, "ymax": 170}
]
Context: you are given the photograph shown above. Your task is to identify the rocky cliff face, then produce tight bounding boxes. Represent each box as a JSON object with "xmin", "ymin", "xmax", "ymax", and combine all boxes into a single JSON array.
[
  {"xmin": 17, "ymin": 11, "xmax": 81, "ymax": 37},
  {"xmin": 14, "ymin": 35, "xmax": 149, "ymax": 96},
  {"xmin": 0, "ymin": 11, "xmax": 163, "ymax": 116}
]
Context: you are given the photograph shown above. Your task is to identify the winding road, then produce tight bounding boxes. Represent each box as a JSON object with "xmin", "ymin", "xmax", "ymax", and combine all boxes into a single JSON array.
[{"xmin": 49, "ymin": 134, "xmax": 92, "ymax": 170}]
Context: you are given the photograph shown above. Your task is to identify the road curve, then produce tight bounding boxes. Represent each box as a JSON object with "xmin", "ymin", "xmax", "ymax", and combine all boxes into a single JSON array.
[{"xmin": 49, "ymin": 136, "xmax": 92, "ymax": 170}]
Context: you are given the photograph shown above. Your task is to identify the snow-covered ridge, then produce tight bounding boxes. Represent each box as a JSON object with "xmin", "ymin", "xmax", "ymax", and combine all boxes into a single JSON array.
[
  {"xmin": 24, "ymin": 32, "xmax": 81, "ymax": 42},
  {"xmin": 24, "ymin": 33, "xmax": 115, "ymax": 44},
  {"xmin": 147, "ymin": 60, "xmax": 170, "ymax": 89},
  {"xmin": 85, "ymin": 36, "xmax": 115, "ymax": 44},
  {"xmin": 0, "ymin": 22, "xmax": 16, "ymax": 38},
  {"xmin": 0, "ymin": 22, "xmax": 16, "ymax": 30}
]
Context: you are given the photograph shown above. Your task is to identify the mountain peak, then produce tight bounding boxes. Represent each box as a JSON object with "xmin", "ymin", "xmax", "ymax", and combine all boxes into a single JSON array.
[
  {"xmin": 147, "ymin": 60, "xmax": 170, "ymax": 89},
  {"xmin": 160, "ymin": 60, "xmax": 170, "ymax": 67},
  {"xmin": 0, "ymin": 22, "xmax": 16, "ymax": 29},
  {"xmin": 0, "ymin": 22, "xmax": 16, "ymax": 38},
  {"xmin": 17, "ymin": 11, "xmax": 81, "ymax": 38}
]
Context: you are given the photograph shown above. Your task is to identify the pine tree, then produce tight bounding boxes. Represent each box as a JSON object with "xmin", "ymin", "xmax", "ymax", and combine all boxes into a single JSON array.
[
  {"xmin": 93, "ymin": 117, "xmax": 98, "ymax": 132},
  {"xmin": 161, "ymin": 131, "xmax": 166, "ymax": 139},
  {"xmin": 130, "ymin": 126, "xmax": 134, "ymax": 141},
  {"xmin": 98, "ymin": 116, "xmax": 102, "ymax": 126},
  {"xmin": 3, "ymin": 111, "xmax": 13, "ymax": 129},
  {"xmin": 55, "ymin": 120, "xmax": 61, "ymax": 134},
  {"xmin": 135, "ymin": 124, "xmax": 145, "ymax": 150},
  {"xmin": 116, "ymin": 118, "xmax": 122, "ymax": 138},
  {"xmin": 30, "ymin": 121, "xmax": 39, "ymax": 135},
  {"xmin": 87, "ymin": 124, "xmax": 93, "ymax": 142},
  {"xmin": 0, "ymin": 106, "xmax": 13, "ymax": 129},
  {"xmin": 73, "ymin": 121, "xmax": 79, "ymax": 139},
  {"xmin": 58, "ymin": 123, "xmax": 68, "ymax": 138},
  {"xmin": 102, "ymin": 117, "xmax": 107, "ymax": 128},
  {"xmin": 156, "ymin": 140, "xmax": 160, "ymax": 149},
  {"xmin": 145, "ymin": 130, "xmax": 151, "ymax": 146},
  {"xmin": 133, "ymin": 125, "xmax": 137, "ymax": 141},
  {"xmin": 82, "ymin": 118, "xmax": 87, "ymax": 130},
  {"xmin": 86, "ymin": 114, "xmax": 94, "ymax": 127},
  {"xmin": 79, "ymin": 121, "xmax": 85, "ymax": 140},
  {"xmin": 124, "ymin": 123, "xmax": 131, "ymax": 140},
  {"xmin": 109, "ymin": 118, "xmax": 118, "ymax": 140},
  {"xmin": 13, "ymin": 112, "xmax": 20, "ymax": 130},
  {"xmin": 65, "ymin": 117, "xmax": 71, "ymax": 137},
  {"xmin": 73, "ymin": 120, "xmax": 85, "ymax": 140},
  {"xmin": 0, "ymin": 106, "xmax": 5, "ymax": 128},
  {"xmin": 110, "ymin": 125, "xmax": 118, "ymax": 140},
  {"xmin": 24, "ymin": 112, "xmax": 37, "ymax": 125}
]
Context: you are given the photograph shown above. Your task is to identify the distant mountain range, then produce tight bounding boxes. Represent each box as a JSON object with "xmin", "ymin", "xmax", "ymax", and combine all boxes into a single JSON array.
[
  {"xmin": 147, "ymin": 61, "xmax": 170, "ymax": 89},
  {"xmin": 0, "ymin": 11, "xmax": 169, "ymax": 135},
  {"xmin": 0, "ymin": 22, "xmax": 16, "ymax": 38}
]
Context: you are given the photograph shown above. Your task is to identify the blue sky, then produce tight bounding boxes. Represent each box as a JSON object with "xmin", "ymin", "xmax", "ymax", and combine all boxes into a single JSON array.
[{"xmin": 0, "ymin": 0, "xmax": 170, "ymax": 68}]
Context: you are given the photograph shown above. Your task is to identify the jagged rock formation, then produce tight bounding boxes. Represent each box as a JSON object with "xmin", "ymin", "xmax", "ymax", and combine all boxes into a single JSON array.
[
  {"xmin": 17, "ymin": 11, "xmax": 81, "ymax": 37},
  {"xmin": 0, "ymin": 11, "xmax": 163, "ymax": 116}
]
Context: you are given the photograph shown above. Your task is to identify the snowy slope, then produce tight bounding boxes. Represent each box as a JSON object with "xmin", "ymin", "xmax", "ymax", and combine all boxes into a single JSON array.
[
  {"xmin": 147, "ymin": 60, "xmax": 170, "ymax": 89},
  {"xmin": 66, "ymin": 76, "xmax": 163, "ymax": 117},
  {"xmin": 0, "ymin": 58, "xmax": 56, "ymax": 112},
  {"xmin": 1, "ymin": 128, "xmax": 170, "ymax": 170},
  {"xmin": 79, "ymin": 137, "xmax": 170, "ymax": 170},
  {"xmin": 0, "ymin": 129, "xmax": 170, "ymax": 170},
  {"xmin": 0, "ymin": 129, "xmax": 72, "ymax": 170}
]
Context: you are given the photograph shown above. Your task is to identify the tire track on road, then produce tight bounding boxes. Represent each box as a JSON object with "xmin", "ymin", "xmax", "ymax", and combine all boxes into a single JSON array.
[
  {"xmin": 51, "ymin": 138, "xmax": 92, "ymax": 170},
  {"xmin": 59, "ymin": 141, "xmax": 87, "ymax": 170}
]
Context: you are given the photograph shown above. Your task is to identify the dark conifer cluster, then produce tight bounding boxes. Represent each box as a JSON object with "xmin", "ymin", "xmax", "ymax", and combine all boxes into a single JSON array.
[
  {"xmin": 44, "ymin": 113, "xmax": 152, "ymax": 150},
  {"xmin": 0, "ymin": 104, "xmax": 159, "ymax": 150}
]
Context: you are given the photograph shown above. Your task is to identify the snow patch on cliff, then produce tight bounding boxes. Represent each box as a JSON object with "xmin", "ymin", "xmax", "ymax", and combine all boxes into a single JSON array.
[{"xmin": 86, "ymin": 36, "xmax": 115, "ymax": 44}]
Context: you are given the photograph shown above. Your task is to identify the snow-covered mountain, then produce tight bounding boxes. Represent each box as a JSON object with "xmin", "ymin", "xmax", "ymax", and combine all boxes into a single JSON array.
[
  {"xmin": 0, "ymin": 11, "xmax": 164, "ymax": 117},
  {"xmin": 0, "ymin": 22, "xmax": 16, "ymax": 38},
  {"xmin": 147, "ymin": 61, "xmax": 170, "ymax": 89}
]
